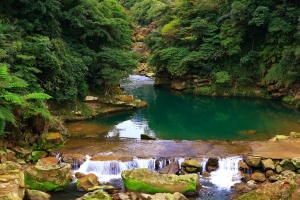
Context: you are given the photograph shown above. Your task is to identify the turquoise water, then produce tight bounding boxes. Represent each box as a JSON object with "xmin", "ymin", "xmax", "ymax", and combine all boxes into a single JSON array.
[{"xmin": 67, "ymin": 75, "xmax": 300, "ymax": 141}]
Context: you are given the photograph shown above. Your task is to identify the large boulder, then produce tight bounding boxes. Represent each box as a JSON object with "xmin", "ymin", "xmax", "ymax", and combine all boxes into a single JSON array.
[
  {"xmin": 76, "ymin": 173, "xmax": 99, "ymax": 191},
  {"xmin": 159, "ymin": 162, "xmax": 179, "ymax": 174},
  {"xmin": 0, "ymin": 161, "xmax": 25, "ymax": 200},
  {"xmin": 121, "ymin": 168, "xmax": 200, "ymax": 196},
  {"xmin": 24, "ymin": 160, "xmax": 72, "ymax": 191}
]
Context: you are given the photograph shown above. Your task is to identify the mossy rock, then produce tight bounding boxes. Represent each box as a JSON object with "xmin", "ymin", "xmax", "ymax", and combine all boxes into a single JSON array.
[
  {"xmin": 121, "ymin": 168, "xmax": 200, "ymax": 196},
  {"xmin": 24, "ymin": 162, "xmax": 72, "ymax": 192}
]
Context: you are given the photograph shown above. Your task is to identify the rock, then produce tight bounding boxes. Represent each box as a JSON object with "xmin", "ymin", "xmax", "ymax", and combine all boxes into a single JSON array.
[
  {"xmin": 86, "ymin": 185, "xmax": 114, "ymax": 193},
  {"xmin": 269, "ymin": 175, "xmax": 280, "ymax": 182},
  {"xmin": 281, "ymin": 170, "xmax": 296, "ymax": 178},
  {"xmin": 275, "ymin": 164, "xmax": 283, "ymax": 173},
  {"xmin": 245, "ymin": 180, "xmax": 257, "ymax": 191},
  {"xmin": 181, "ymin": 159, "xmax": 202, "ymax": 173},
  {"xmin": 39, "ymin": 132, "xmax": 64, "ymax": 150},
  {"xmin": 206, "ymin": 165, "xmax": 218, "ymax": 172},
  {"xmin": 61, "ymin": 153, "xmax": 86, "ymax": 169},
  {"xmin": 159, "ymin": 162, "xmax": 179, "ymax": 174},
  {"xmin": 0, "ymin": 149, "xmax": 7, "ymax": 163},
  {"xmin": 85, "ymin": 96, "xmax": 98, "ymax": 101},
  {"xmin": 121, "ymin": 168, "xmax": 200, "ymax": 196},
  {"xmin": 238, "ymin": 130, "xmax": 257, "ymax": 135},
  {"xmin": 115, "ymin": 95, "xmax": 134, "ymax": 102},
  {"xmin": 31, "ymin": 151, "xmax": 48, "ymax": 163},
  {"xmin": 173, "ymin": 192, "xmax": 188, "ymax": 200},
  {"xmin": 25, "ymin": 189, "xmax": 51, "ymax": 200},
  {"xmin": 246, "ymin": 156, "xmax": 261, "ymax": 167},
  {"xmin": 280, "ymin": 159, "xmax": 297, "ymax": 171},
  {"xmin": 130, "ymin": 192, "xmax": 138, "ymax": 200},
  {"xmin": 206, "ymin": 157, "xmax": 219, "ymax": 166},
  {"xmin": 171, "ymin": 79, "xmax": 187, "ymax": 90},
  {"xmin": 290, "ymin": 132, "xmax": 300, "ymax": 138},
  {"xmin": 265, "ymin": 170, "xmax": 276, "ymax": 178},
  {"xmin": 269, "ymin": 135, "xmax": 290, "ymax": 141},
  {"xmin": 38, "ymin": 157, "xmax": 59, "ymax": 165},
  {"xmin": 261, "ymin": 159, "xmax": 275, "ymax": 171},
  {"xmin": 291, "ymin": 157, "xmax": 300, "ymax": 168},
  {"xmin": 232, "ymin": 182, "xmax": 245, "ymax": 191},
  {"xmin": 76, "ymin": 173, "xmax": 99, "ymax": 191},
  {"xmin": 140, "ymin": 134, "xmax": 156, "ymax": 140},
  {"xmin": 24, "ymin": 162, "xmax": 72, "ymax": 191},
  {"xmin": 75, "ymin": 172, "xmax": 86, "ymax": 179},
  {"xmin": 0, "ymin": 161, "xmax": 25, "ymax": 200},
  {"xmin": 6, "ymin": 149, "xmax": 17, "ymax": 162},
  {"xmin": 238, "ymin": 176, "xmax": 300, "ymax": 199},
  {"xmin": 118, "ymin": 193, "xmax": 130, "ymax": 200},
  {"xmin": 11, "ymin": 147, "xmax": 32, "ymax": 158},
  {"xmin": 76, "ymin": 189, "xmax": 112, "ymax": 200},
  {"xmin": 201, "ymin": 171, "xmax": 211, "ymax": 178},
  {"xmin": 238, "ymin": 160, "xmax": 249, "ymax": 170},
  {"xmin": 251, "ymin": 172, "xmax": 266, "ymax": 182}
]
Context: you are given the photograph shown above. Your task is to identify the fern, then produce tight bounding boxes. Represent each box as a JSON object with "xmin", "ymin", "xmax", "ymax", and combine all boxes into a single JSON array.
[
  {"xmin": 0, "ymin": 119, "xmax": 5, "ymax": 137},
  {"xmin": 23, "ymin": 93, "xmax": 52, "ymax": 100},
  {"xmin": 0, "ymin": 106, "xmax": 16, "ymax": 125}
]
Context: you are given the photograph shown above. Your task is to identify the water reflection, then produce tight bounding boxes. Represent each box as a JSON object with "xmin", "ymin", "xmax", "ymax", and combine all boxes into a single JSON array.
[{"xmin": 66, "ymin": 75, "xmax": 300, "ymax": 141}]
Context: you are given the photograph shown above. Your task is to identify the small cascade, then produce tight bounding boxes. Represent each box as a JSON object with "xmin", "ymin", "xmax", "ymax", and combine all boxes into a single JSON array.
[
  {"xmin": 208, "ymin": 156, "xmax": 242, "ymax": 190},
  {"xmin": 74, "ymin": 155, "xmax": 242, "ymax": 190}
]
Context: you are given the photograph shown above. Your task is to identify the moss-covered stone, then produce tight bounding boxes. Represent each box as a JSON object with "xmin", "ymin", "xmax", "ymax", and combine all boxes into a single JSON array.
[
  {"xmin": 24, "ymin": 162, "xmax": 72, "ymax": 192},
  {"xmin": 121, "ymin": 168, "xmax": 200, "ymax": 196}
]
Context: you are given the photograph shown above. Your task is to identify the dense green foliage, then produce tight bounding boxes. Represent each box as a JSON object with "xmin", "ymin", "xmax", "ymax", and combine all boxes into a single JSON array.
[
  {"xmin": 0, "ymin": 0, "xmax": 137, "ymax": 135},
  {"xmin": 143, "ymin": 0, "xmax": 300, "ymax": 87}
]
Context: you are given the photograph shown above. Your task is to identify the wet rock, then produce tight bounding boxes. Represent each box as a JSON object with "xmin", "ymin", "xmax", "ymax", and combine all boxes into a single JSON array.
[
  {"xmin": 181, "ymin": 159, "xmax": 202, "ymax": 173},
  {"xmin": 25, "ymin": 189, "xmax": 51, "ymax": 200},
  {"xmin": 171, "ymin": 79, "xmax": 187, "ymax": 90},
  {"xmin": 0, "ymin": 161, "xmax": 25, "ymax": 200},
  {"xmin": 173, "ymin": 192, "xmax": 188, "ymax": 200},
  {"xmin": 76, "ymin": 173, "xmax": 99, "ymax": 191},
  {"xmin": 206, "ymin": 157, "xmax": 219, "ymax": 166},
  {"xmin": 261, "ymin": 159, "xmax": 275, "ymax": 171},
  {"xmin": 24, "ymin": 162, "xmax": 72, "ymax": 191},
  {"xmin": 269, "ymin": 175, "xmax": 280, "ymax": 182},
  {"xmin": 246, "ymin": 156, "xmax": 261, "ymax": 167},
  {"xmin": 139, "ymin": 192, "xmax": 187, "ymax": 200},
  {"xmin": 121, "ymin": 168, "xmax": 200, "ymax": 196},
  {"xmin": 251, "ymin": 172, "xmax": 266, "ymax": 182},
  {"xmin": 6, "ymin": 149, "xmax": 17, "ymax": 162},
  {"xmin": 85, "ymin": 96, "xmax": 98, "ymax": 101},
  {"xmin": 201, "ymin": 171, "xmax": 211, "ymax": 178},
  {"xmin": 76, "ymin": 189, "xmax": 112, "ymax": 200},
  {"xmin": 291, "ymin": 157, "xmax": 300, "ymax": 168},
  {"xmin": 61, "ymin": 153, "xmax": 86, "ymax": 168},
  {"xmin": 238, "ymin": 160, "xmax": 249, "ymax": 170},
  {"xmin": 140, "ymin": 134, "xmax": 156, "ymax": 140},
  {"xmin": 159, "ymin": 162, "xmax": 179, "ymax": 174},
  {"xmin": 38, "ymin": 157, "xmax": 59, "ymax": 165},
  {"xmin": 75, "ymin": 172, "xmax": 86, "ymax": 179}
]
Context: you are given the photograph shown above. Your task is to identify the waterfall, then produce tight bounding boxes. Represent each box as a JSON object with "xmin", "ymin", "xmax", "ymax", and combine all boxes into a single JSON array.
[{"xmin": 73, "ymin": 155, "xmax": 242, "ymax": 189}]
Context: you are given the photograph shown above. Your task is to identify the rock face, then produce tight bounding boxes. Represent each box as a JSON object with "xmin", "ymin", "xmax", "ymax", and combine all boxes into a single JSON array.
[
  {"xmin": 121, "ymin": 168, "xmax": 200, "ymax": 196},
  {"xmin": 24, "ymin": 161, "xmax": 72, "ymax": 191},
  {"xmin": 0, "ymin": 161, "xmax": 25, "ymax": 200}
]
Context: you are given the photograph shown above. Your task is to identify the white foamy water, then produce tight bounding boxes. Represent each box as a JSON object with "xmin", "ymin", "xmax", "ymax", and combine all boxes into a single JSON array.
[{"xmin": 73, "ymin": 155, "xmax": 242, "ymax": 189}]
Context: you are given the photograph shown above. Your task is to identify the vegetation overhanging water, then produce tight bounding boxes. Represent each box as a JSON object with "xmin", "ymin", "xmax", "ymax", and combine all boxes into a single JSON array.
[{"xmin": 66, "ymin": 75, "xmax": 300, "ymax": 141}]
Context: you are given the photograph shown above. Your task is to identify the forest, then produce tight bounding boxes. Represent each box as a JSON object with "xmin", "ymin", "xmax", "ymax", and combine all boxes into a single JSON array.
[{"xmin": 1, "ymin": 0, "xmax": 300, "ymax": 136}]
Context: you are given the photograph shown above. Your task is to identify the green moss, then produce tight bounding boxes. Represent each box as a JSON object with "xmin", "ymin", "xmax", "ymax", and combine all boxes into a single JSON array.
[{"xmin": 123, "ymin": 178, "xmax": 172, "ymax": 193}]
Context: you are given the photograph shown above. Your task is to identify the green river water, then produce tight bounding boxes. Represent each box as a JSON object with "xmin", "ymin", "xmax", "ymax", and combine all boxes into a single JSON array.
[{"xmin": 66, "ymin": 75, "xmax": 300, "ymax": 141}]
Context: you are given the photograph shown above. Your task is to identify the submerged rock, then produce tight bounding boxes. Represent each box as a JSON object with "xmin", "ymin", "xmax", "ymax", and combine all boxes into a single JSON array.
[{"xmin": 121, "ymin": 168, "xmax": 200, "ymax": 196}]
